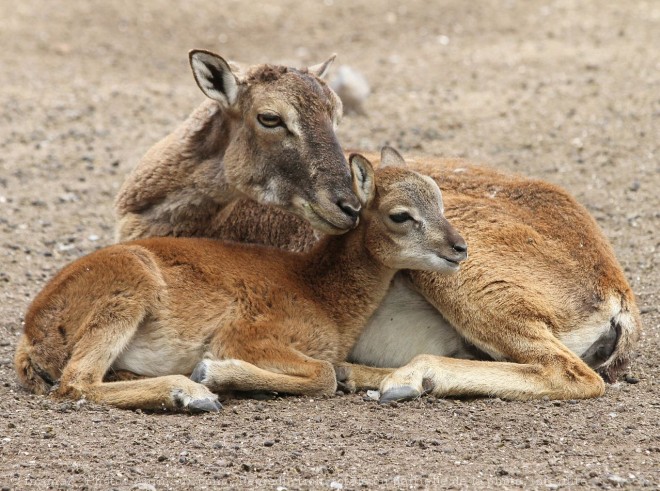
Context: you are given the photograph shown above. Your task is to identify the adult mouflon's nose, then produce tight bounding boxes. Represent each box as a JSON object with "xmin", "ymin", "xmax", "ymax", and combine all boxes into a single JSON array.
[
  {"xmin": 338, "ymin": 199, "xmax": 360, "ymax": 220},
  {"xmin": 336, "ymin": 195, "xmax": 361, "ymax": 225}
]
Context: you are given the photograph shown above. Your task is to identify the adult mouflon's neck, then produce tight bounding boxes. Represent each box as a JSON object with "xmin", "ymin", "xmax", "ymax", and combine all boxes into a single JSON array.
[
  {"xmin": 299, "ymin": 224, "xmax": 396, "ymax": 337},
  {"xmin": 116, "ymin": 100, "xmax": 239, "ymax": 218},
  {"xmin": 179, "ymin": 99, "xmax": 239, "ymax": 204}
]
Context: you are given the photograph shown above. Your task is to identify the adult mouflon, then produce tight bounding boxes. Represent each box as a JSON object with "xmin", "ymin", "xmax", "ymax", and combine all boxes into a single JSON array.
[{"xmin": 115, "ymin": 49, "xmax": 360, "ymax": 242}]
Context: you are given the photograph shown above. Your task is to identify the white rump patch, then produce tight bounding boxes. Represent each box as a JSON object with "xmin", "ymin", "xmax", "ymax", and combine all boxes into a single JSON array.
[{"xmin": 559, "ymin": 296, "xmax": 619, "ymax": 356}]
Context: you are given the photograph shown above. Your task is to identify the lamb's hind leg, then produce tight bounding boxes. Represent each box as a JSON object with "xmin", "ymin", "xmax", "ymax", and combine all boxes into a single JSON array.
[{"xmin": 55, "ymin": 311, "xmax": 220, "ymax": 412}]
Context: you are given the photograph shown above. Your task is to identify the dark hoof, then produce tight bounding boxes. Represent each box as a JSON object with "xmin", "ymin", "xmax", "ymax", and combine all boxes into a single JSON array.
[
  {"xmin": 379, "ymin": 386, "xmax": 421, "ymax": 404},
  {"xmin": 188, "ymin": 398, "xmax": 222, "ymax": 413},
  {"xmin": 334, "ymin": 364, "xmax": 349, "ymax": 382},
  {"xmin": 190, "ymin": 361, "xmax": 208, "ymax": 384},
  {"xmin": 336, "ymin": 381, "xmax": 354, "ymax": 394}
]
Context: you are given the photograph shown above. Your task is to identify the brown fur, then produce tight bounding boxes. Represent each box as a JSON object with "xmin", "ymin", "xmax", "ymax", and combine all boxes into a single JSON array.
[
  {"xmin": 113, "ymin": 52, "xmax": 640, "ymax": 401},
  {"xmin": 16, "ymin": 156, "xmax": 467, "ymax": 411},
  {"xmin": 115, "ymin": 50, "xmax": 359, "ymax": 242},
  {"xmin": 118, "ymin": 143, "xmax": 640, "ymax": 401},
  {"xmin": 335, "ymin": 155, "xmax": 641, "ymax": 401}
]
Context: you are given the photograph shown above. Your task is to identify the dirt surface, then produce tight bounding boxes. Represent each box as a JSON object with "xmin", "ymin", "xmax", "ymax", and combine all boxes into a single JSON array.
[{"xmin": 0, "ymin": 1, "xmax": 658, "ymax": 489}]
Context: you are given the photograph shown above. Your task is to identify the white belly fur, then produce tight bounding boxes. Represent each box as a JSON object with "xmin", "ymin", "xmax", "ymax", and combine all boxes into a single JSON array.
[
  {"xmin": 112, "ymin": 320, "xmax": 207, "ymax": 377},
  {"xmin": 113, "ymin": 281, "xmax": 615, "ymax": 376},
  {"xmin": 349, "ymin": 276, "xmax": 471, "ymax": 368}
]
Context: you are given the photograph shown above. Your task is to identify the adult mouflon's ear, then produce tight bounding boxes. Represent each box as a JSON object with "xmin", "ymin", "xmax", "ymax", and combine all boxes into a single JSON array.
[
  {"xmin": 380, "ymin": 146, "xmax": 407, "ymax": 168},
  {"xmin": 308, "ymin": 54, "xmax": 336, "ymax": 79},
  {"xmin": 349, "ymin": 153, "xmax": 375, "ymax": 208},
  {"xmin": 189, "ymin": 49, "xmax": 239, "ymax": 106}
]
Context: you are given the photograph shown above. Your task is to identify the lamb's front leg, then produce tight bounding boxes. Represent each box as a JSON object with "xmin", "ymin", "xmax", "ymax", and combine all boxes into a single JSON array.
[{"xmin": 190, "ymin": 347, "xmax": 337, "ymax": 397}]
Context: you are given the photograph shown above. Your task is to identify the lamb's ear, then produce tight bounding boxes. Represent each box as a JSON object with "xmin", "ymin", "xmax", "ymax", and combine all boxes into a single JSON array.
[
  {"xmin": 308, "ymin": 54, "xmax": 336, "ymax": 79},
  {"xmin": 189, "ymin": 49, "xmax": 239, "ymax": 106},
  {"xmin": 380, "ymin": 146, "xmax": 407, "ymax": 168},
  {"xmin": 349, "ymin": 153, "xmax": 375, "ymax": 208}
]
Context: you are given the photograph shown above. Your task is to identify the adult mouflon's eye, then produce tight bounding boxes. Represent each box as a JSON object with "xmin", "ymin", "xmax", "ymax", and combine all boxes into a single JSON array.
[
  {"xmin": 389, "ymin": 212, "xmax": 412, "ymax": 223},
  {"xmin": 257, "ymin": 113, "xmax": 283, "ymax": 128}
]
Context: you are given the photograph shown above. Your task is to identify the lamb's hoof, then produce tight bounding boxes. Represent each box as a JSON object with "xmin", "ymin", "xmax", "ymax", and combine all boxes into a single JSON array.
[
  {"xmin": 379, "ymin": 386, "xmax": 421, "ymax": 404},
  {"xmin": 334, "ymin": 364, "xmax": 350, "ymax": 382},
  {"xmin": 336, "ymin": 381, "xmax": 356, "ymax": 393},
  {"xmin": 190, "ymin": 360, "xmax": 209, "ymax": 384},
  {"xmin": 188, "ymin": 397, "xmax": 222, "ymax": 413},
  {"xmin": 172, "ymin": 387, "xmax": 222, "ymax": 413},
  {"xmin": 334, "ymin": 364, "xmax": 356, "ymax": 393}
]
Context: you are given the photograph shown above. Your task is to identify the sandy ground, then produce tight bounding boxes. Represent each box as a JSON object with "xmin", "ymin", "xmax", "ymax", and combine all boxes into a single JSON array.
[{"xmin": 0, "ymin": 1, "xmax": 658, "ymax": 489}]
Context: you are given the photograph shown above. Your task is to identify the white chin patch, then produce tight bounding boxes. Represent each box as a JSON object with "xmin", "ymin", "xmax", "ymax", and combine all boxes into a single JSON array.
[
  {"xmin": 402, "ymin": 254, "xmax": 459, "ymax": 272},
  {"xmin": 426, "ymin": 256, "xmax": 460, "ymax": 272},
  {"xmin": 256, "ymin": 180, "xmax": 281, "ymax": 205}
]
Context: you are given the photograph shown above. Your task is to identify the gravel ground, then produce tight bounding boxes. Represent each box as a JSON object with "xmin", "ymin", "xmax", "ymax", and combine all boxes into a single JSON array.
[{"xmin": 0, "ymin": 1, "xmax": 658, "ymax": 489}]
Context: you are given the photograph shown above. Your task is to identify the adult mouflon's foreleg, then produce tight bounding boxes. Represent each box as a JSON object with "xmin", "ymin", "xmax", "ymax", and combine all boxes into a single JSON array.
[{"xmin": 374, "ymin": 280, "xmax": 606, "ymax": 402}]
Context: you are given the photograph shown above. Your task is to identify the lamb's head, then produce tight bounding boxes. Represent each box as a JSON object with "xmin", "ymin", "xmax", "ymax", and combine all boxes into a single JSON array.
[
  {"xmin": 350, "ymin": 147, "xmax": 468, "ymax": 273},
  {"xmin": 189, "ymin": 49, "xmax": 360, "ymax": 234}
]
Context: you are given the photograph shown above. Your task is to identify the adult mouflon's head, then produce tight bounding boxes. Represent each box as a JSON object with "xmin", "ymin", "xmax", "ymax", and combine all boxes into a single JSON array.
[
  {"xmin": 349, "ymin": 147, "xmax": 468, "ymax": 273},
  {"xmin": 189, "ymin": 49, "xmax": 360, "ymax": 234}
]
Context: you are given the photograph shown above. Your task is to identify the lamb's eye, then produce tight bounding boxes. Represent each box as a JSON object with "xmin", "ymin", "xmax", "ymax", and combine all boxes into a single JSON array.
[
  {"xmin": 389, "ymin": 212, "xmax": 412, "ymax": 223},
  {"xmin": 257, "ymin": 113, "xmax": 282, "ymax": 128}
]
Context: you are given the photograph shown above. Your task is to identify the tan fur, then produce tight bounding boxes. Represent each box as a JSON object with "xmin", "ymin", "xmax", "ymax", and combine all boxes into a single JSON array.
[
  {"xmin": 117, "ymin": 140, "xmax": 640, "ymax": 400},
  {"xmin": 328, "ymin": 154, "xmax": 642, "ymax": 401},
  {"xmin": 113, "ymin": 52, "xmax": 640, "ymax": 401},
  {"xmin": 16, "ymin": 155, "xmax": 467, "ymax": 411},
  {"xmin": 376, "ymin": 157, "xmax": 640, "ymax": 401},
  {"xmin": 115, "ymin": 50, "xmax": 361, "ymax": 242}
]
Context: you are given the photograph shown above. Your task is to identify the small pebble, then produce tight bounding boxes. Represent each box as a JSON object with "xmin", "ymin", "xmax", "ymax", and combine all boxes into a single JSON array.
[
  {"xmin": 607, "ymin": 474, "xmax": 627, "ymax": 485},
  {"xmin": 366, "ymin": 390, "xmax": 380, "ymax": 401},
  {"xmin": 131, "ymin": 484, "xmax": 156, "ymax": 491}
]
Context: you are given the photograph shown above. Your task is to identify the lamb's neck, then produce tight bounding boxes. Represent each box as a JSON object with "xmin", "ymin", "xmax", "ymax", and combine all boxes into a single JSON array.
[{"xmin": 300, "ymin": 227, "xmax": 396, "ymax": 339}]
